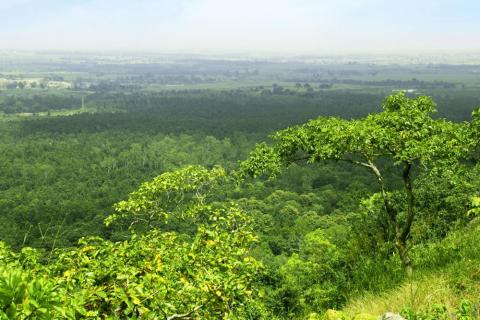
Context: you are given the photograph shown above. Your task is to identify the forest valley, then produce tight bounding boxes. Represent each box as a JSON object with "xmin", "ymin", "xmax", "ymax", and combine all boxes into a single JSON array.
[{"xmin": 0, "ymin": 89, "xmax": 480, "ymax": 319}]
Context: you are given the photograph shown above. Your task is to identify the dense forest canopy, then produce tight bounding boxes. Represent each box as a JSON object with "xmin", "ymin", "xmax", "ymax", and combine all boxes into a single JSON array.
[{"xmin": 0, "ymin": 55, "xmax": 479, "ymax": 319}]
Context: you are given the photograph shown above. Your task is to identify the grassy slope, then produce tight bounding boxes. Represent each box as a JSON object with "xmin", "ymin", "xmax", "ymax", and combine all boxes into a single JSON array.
[{"xmin": 342, "ymin": 220, "xmax": 480, "ymax": 318}]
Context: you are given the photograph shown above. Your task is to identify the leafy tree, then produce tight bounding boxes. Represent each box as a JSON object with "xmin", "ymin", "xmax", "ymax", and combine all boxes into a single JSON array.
[
  {"xmin": 0, "ymin": 166, "xmax": 267, "ymax": 319},
  {"xmin": 278, "ymin": 229, "xmax": 346, "ymax": 316},
  {"xmin": 239, "ymin": 93, "xmax": 474, "ymax": 275},
  {"xmin": 5, "ymin": 82, "xmax": 17, "ymax": 90},
  {"xmin": 470, "ymin": 108, "xmax": 480, "ymax": 160},
  {"xmin": 105, "ymin": 165, "xmax": 227, "ymax": 230},
  {"xmin": 468, "ymin": 195, "xmax": 480, "ymax": 218}
]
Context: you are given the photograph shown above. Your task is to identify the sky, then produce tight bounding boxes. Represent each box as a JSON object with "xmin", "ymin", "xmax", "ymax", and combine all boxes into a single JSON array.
[{"xmin": 0, "ymin": 0, "xmax": 479, "ymax": 55}]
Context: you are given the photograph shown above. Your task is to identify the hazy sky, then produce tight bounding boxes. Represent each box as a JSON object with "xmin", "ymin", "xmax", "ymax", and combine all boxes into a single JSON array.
[{"xmin": 1, "ymin": 0, "xmax": 479, "ymax": 54}]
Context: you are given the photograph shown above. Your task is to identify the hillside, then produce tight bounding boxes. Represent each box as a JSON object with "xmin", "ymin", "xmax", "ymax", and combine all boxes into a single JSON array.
[{"xmin": 341, "ymin": 220, "xmax": 480, "ymax": 319}]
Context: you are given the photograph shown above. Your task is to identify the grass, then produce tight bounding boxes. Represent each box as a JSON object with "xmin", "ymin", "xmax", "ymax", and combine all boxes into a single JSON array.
[
  {"xmin": 341, "ymin": 221, "xmax": 480, "ymax": 318},
  {"xmin": 343, "ymin": 270, "xmax": 479, "ymax": 317}
]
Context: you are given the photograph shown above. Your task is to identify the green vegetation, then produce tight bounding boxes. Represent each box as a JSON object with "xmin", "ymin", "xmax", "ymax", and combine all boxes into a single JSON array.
[
  {"xmin": 240, "ymin": 93, "xmax": 473, "ymax": 274},
  {"xmin": 0, "ymin": 54, "xmax": 479, "ymax": 319},
  {"xmin": 0, "ymin": 167, "xmax": 264, "ymax": 319}
]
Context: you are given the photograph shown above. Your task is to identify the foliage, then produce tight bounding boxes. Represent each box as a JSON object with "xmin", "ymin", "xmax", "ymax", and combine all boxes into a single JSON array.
[
  {"xmin": 0, "ymin": 166, "xmax": 267, "ymax": 319},
  {"xmin": 401, "ymin": 300, "xmax": 478, "ymax": 320},
  {"xmin": 277, "ymin": 229, "xmax": 347, "ymax": 316},
  {"xmin": 1, "ymin": 87, "xmax": 479, "ymax": 319},
  {"xmin": 240, "ymin": 92, "xmax": 474, "ymax": 273},
  {"xmin": 467, "ymin": 195, "xmax": 480, "ymax": 218},
  {"xmin": 241, "ymin": 93, "xmax": 469, "ymax": 177},
  {"xmin": 106, "ymin": 165, "xmax": 227, "ymax": 229}
]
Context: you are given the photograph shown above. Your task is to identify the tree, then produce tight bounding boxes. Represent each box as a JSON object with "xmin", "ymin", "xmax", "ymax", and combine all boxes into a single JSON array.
[
  {"xmin": 0, "ymin": 166, "xmax": 267, "ymax": 319},
  {"xmin": 278, "ymin": 229, "xmax": 346, "ymax": 315},
  {"xmin": 470, "ymin": 108, "xmax": 480, "ymax": 160},
  {"xmin": 6, "ymin": 82, "xmax": 17, "ymax": 90},
  {"xmin": 239, "ymin": 93, "xmax": 474, "ymax": 275},
  {"xmin": 102, "ymin": 165, "xmax": 265, "ymax": 319}
]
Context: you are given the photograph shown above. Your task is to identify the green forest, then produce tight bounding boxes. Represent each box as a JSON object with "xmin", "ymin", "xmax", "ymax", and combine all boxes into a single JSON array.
[{"xmin": 1, "ymin": 55, "xmax": 480, "ymax": 319}]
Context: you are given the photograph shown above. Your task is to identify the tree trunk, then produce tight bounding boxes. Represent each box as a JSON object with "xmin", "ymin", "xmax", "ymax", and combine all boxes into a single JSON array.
[
  {"xmin": 397, "ymin": 162, "xmax": 414, "ymax": 276},
  {"xmin": 367, "ymin": 159, "xmax": 415, "ymax": 275},
  {"xmin": 395, "ymin": 238, "xmax": 413, "ymax": 277}
]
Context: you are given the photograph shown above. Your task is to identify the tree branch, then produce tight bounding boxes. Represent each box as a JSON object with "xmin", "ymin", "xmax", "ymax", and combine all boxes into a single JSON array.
[
  {"xmin": 365, "ymin": 159, "xmax": 398, "ymax": 224},
  {"xmin": 338, "ymin": 156, "xmax": 397, "ymax": 223},
  {"xmin": 286, "ymin": 155, "xmax": 311, "ymax": 164},
  {"xmin": 167, "ymin": 305, "xmax": 203, "ymax": 320}
]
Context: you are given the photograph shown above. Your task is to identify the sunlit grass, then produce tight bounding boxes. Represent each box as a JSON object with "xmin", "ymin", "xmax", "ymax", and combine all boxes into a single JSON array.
[{"xmin": 342, "ymin": 222, "xmax": 480, "ymax": 318}]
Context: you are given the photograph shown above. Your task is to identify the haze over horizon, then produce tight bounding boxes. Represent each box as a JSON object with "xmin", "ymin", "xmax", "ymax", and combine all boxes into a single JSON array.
[{"xmin": 1, "ymin": 0, "xmax": 479, "ymax": 55}]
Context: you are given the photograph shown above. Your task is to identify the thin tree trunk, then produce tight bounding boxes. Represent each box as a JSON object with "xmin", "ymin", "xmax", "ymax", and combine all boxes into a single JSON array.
[
  {"xmin": 395, "ymin": 238, "xmax": 413, "ymax": 277},
  {"xmin": 366, "ymin": 159, "xmax": 414, "ymax": 275},
  {"xmin": 396, "ymin": 162, "xmax": 414, "ymax": 276}
]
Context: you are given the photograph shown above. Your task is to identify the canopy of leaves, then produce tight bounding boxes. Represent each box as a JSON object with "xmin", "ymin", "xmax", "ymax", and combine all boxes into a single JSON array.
[
  {"xmin": 106, "ymin": 165, "xmax": 227, "ymax": 229},
  {"xmin": 0, "ymin": 166, "xmax": 266, "ymax": 319},
  {"xmin": 239, "ymin": 93, "xmax": 472, "ymax": 179}
]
